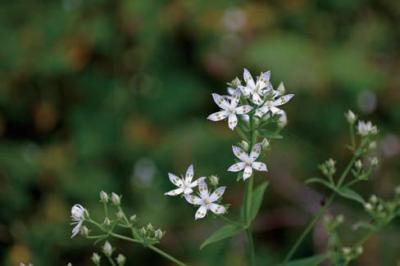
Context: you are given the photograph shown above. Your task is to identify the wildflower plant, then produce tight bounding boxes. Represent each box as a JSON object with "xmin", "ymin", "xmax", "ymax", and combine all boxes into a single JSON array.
[{"xmin": 22, "ymin": 69, "xmax": 400, "ymax": 265}]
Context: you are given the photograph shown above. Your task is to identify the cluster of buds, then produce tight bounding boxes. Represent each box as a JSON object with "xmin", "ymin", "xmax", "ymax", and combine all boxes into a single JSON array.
[
  {"xmin": 324, "ymin": 214, "xmax": 344, "ymax": 231},
  {"xmin": 139, "ymin": 223, "xmax": 165, "ymax": 243},
  {"xmin": 364, "ymin": 190, "xmax": 400, "ymax": 228},
  {"xmin": 90, "ymin": 242, "xmax": 126, "ymax": 266},
  {"xmin": 351, "ymin": 157, "xmax": 379, "ymax": 181},
  {"xmin": 341, "ymin": 246, "xmax": 363, "ymax": 263},
  {"xmin": 319, "ymin": 158, "xmax": 336, "ymax": 179}
]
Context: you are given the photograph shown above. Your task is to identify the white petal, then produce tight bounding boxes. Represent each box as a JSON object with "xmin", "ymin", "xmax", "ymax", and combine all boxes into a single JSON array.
[
  {"xmin": 184, "ymin": 194, "xmax": 202, "ymax": 205},
  {"xmin": 71, "ymin": 221, "xmax": 82, "ymax": 238},
  {"xmin": 228, "ymin": 162, "xmax": 246, "ymax": 172},
  {"xmin": 270, "ymin": 106, "xmax": 282, "ymax": 114},
  {"xmin": 260, "ymin": 71, "xmax": 270, "ymax": 82},
  {"xmin": 212, "ymin": 93, "xmax": 229, "ymax": 109},
  {"xmin": 209, "ymin": 186, "xmax": 226, "ymax": 202},
  {"xmin": 195, "ymin": 205, "xmax": 208, "ymax": 220},
  {"xmin": 235, "ymin": 105, "xmax": 252, "ymax": 115},
  {"xmin": 252, "ymin": 162, "xmax": 268, "ymax": 172},
  {"xmin": 164, "ymin": 187, "xmax": 184, "ymax": 196},
  {"xmin": 252, "ymin": 93, "xmax": 263, "ymax": 105},
  {"xmin": 183, "ymin": 187, "xmax": 194, "ymax": 194},
  {"xmin": 168, "ymin": 173, "xmax": 182, "ymax": 186},
  {"xmin": 232, "ymin": 146, "xmax": 248, "ymax": 161},
  {"xmin": 198, "ymin": 178, "xmax": 209, "ymax": 198},
  {"xmin": 243, "ymin": 68, "xmax": 255, "ymax": 88},
  {"xmin": 207, "ymin": 110, "xmax": 229, "ymax": 121},
  {"xmin": 185, "ymin": 164, "xmax": 194, "ymax": 183},
  {"xmin": 243, "ymin": 166, "xmax": 253, "ymax": 180},
  {"xmin": 228, "ymin": 114, "xmax": 238, "ymax": 130},
  {"xmin": 273, "ymin": 94, "xmax": 294, "ymax": 106},
  {"xmin": 209, "ymin": 203, "xmax": 226, "ymax": 215},
  {"xmin": 239, "ymin": 85, "xmax": 252, "ymax": 97},
  {"xmin": 249, "ymin": 143, "xmax": 262, "ymax": 161}
]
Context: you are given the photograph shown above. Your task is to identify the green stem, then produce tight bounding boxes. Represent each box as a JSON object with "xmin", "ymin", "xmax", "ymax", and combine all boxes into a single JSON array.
[
  {"xmin": 148, "ymin": 245, "xmax": 187, "ymax": 266},
  {"xmin": 246, "ymin": 229, "xmax": 256, "ymax": 266},
  {"xmin": 106, "ymin": 255, "xmax": 117, "ymax": 266},
  {"xmin": 284, "ymin": 152, "xmax": 359, "ymax": 263}
]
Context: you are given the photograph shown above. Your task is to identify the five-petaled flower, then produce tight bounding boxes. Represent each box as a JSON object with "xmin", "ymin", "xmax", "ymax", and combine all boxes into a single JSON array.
[
  {"xmin": 255, "ymin": 83, "xmax": 294, "ymax": 117},
  {"xmin": 71, "ymin": 204, "xmax": 85, "ymax": 238},
  {"xmin": 228, "ymin": 143, "xmax": 267, "ymax": 180},
  {"xmin": 357, "ymin": 120, "xmax": 377, "ymax": 136},
  {"xmin": 239, "ymin": 68, "xmax": 271, "ymax": 105},
  {"xmin": 165, "ymin": 165, "xmax": 203, "ymax": 196},
  {"xmin": 207, "ymin": 93, "xmax": 252, "ymax": 130},
  {"xmin": 184, "ymin": 178, "xmax": 226, "ymax": 219}
]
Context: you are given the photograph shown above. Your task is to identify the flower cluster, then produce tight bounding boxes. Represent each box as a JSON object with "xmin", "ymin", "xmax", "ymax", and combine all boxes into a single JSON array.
[{"xmin": 165, "ymin": 165, "xmax": 227, "ymax": 220}]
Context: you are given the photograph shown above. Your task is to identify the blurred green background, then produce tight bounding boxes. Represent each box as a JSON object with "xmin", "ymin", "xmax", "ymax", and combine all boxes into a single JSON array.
[{"xmin": 0, "ymin": 0, "xmax": 400, "ymax": 265}]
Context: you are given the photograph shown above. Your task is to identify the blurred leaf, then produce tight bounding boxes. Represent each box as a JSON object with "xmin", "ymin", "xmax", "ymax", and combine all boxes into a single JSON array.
[
  {"xmin": 279, "ymin": 254, "xmax": 327, "ymax": 266},
  {"xmin": 200, "ymin": 224, "xmax": 243, "ymax": 250},
  {"xmin": 337, "ymin": 187, "xmax": 364, "ymax": 204},
  {"xmin": 258, "ymin": 129, "xmax": 283, "ymax": 139}
]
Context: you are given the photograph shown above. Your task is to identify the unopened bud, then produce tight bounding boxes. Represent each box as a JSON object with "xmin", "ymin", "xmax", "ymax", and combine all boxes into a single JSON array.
[
  {"xmin": 154, "ymin": 229, "xmax": 164, "ymax": 239},
  {"xmin": 116, "ymin": 254, "xmax": 126, "ymax": 266},
  {"xmin": 147, "ymin": 223, "xmax": 154, "ymax": 232},
  {"xmin": 104, "ymin": 217, "xmax": 111, "ymax": 226},
  {"xmin": 130, "ymin": 215, "xmax": 137, "ymax": 222},
  {"xmin": 370, "ymin": 195, "xmax": 378, "ymax": 203},
  {"xmin": 342, "ymin": 247, "xmax": 351, "ymax": 255},
  {"xmin": 355, "ymin": 160, "xmax": 363, "ymax": 170},
  {"xmin": 103, "ymin": 241, "xmax": 113, "ymax": 256},
  {"xmin": 116, "ymin": 210, "xmax": 124, "ymax": 220},
  {"xmin": 80, "ymin": 226, "xmax": 89, "ymax": 237},
  {"xmin": 345, "ymin": 110, "xmax": 357, "ymax": 124},
  {"xmin": 261, "ymin": 138, "xmax": 270, "ymax": 150},
  {"xmin": 209, "ymin": 175, "xmax": 219, "ymax": 186},
  {"xmin": 369, "ymin": 141, "xmax": 377, "ymax": 150},
  {"xmin": 240, "ymin": 140, "xmax": 249, "ymax": 151},
  {"xmin": 364, "ymin": 203, "xmax": 373, "ymax": 211},
  {"xmin": 111, "ymin": 193, "xmax": 121, "ymax": 205},
  {"xmin": 370, "ymin": 157, "xmax": 378, "ymax": 167},
  {"xmin": 91, "ymin": 253, "xmax": 101, "ymax": 264},
  {"xmin": 100, "ymin": 191, "xmax": 109, "ymax": 203}
]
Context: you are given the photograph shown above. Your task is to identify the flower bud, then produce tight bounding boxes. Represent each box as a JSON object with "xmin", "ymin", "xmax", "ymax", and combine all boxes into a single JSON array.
[
  {"xmin": 116, "ymin": 210, "xmax": 125, "ymax": 220},
  {"xmin": 130, "ymin": 215, "xmax": 137, "ymax": 222},
  {"xmin": 356, "ymin": 246, "xmax": 363, "ymax": 255},
  {"xmin": 370, "ymin": 194, "xmax": 378, "ymax": 203},
  {"xmin": 100, "ymin": 191, "xmax": 109, "ymax": 203},
  {"xmin": 209, "ymin": 175, "xmax": 219, "ymax": 186},
  {"xmin": 369, "ymin": 141, "xmax": 377, "ymax": 150},
  {"xmin": 230, "ymin": 77, "xmax": 241, "ymax": 88},
  {"xmin": 103, "ymin": 241, "xmax": 113, "ymax": 257},
  {"xmin": 261, "ymin": 138, "xmax": 270, "ymax": 151},
  {"xmin": 80, "ymin": 226, "xmax": 89, "ymax": 237},
  {"xmin": 364, "ymin": 203, "xmax": 373, "ymax": 211},
  {"xmin": 370, "ymin": 157, "xmax": 378, "ymax": 167},
  {"xmin": 277, "ymin": 82, "xmax": 285, "ymax": 95},
  {"xmin": 147, "ymin": 223, "xmax": 154, "ymax": 232},
  {"xmin": 139, "ymin": 227, "xmax": 147, "ymax": 236},
  {"xmin": 111, "ymin": 193, "xmax": 121, "ymax": 206},
  {"xmin": 342, "ymin": 247, "xmax": 351, "ymax": 255},
  {"xmin": 104, "ymin": 217, "xmax": 111, "ymax": 226},
  {"xmin": 355, "ymin": 160, "xmax": 363, "ymax": 170},
  {"xmin": 345, "ymin": 110, "xmax": 357, "ymax": 124},
  {"xmin": 336, "ymin": 214, "xmax": 344, "ymax": 224},
  {"xmin": 116, "ymin": 254, "xmax": 126, "ymax": 266},
  {"xmin": 154, "ymin": 229, "xmax": 164, "ymax": 239},
  {"xmin": 91, "ymin": 253, "xmax": 101, "ymax": 264}
]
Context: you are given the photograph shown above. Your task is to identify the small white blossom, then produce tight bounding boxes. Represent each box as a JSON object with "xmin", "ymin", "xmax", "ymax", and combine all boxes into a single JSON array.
[
  {"xmin": 111, "ymin": 192, "xmax": 121, "ymax": 205},
  {"xmin": 255, "ymin": 83, "xmax": 294, "ymax": 117},
  {"xmin": 71, "ymin": 204, "xmax": 85, "ymax": 238},
  {"xmin": 184, "ymin": 179, "xmax": 226, "ymax": 220},
  {"xmin": 228, "ymin": 143, "xmax": 267, "ymax": 180},
  {"xmin": 103, "ymin": 241, "xmax": 113, "ymax": 256},
  {"xmin": 165, "ymin": 165, "xmax": 203, "ymax": 196},
  {"xmin": 239, "ymin": 68, "xmax": 271, "ymax": 105},
  {"xmin": 357, "ymin": 120, "xmax": 377, "ymax": 136},
  {"xmin": 207, "ymin": 93, "xmax": 252, "ymax": 130}
]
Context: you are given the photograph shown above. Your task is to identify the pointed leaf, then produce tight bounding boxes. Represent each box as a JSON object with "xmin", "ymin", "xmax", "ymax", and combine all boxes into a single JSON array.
[
  {"xmin": 337, "ymin": 187, "xmax": 364, "ymax": 204},
  {"xmin": 200, "ymin": 224, "xmax": 243, "ymax": 249},
  {"xmin": 259, "ymin": 129, "xmax": 283, "ymax": 139},
  {"xmin": 249, "ymin": 182, "xmax": 269, "ymax": 222}
]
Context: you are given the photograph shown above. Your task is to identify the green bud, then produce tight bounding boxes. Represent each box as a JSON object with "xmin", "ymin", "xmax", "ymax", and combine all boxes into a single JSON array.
[
  {"xmin": 130, "ymin": 215, "xmax": 137, "ymax": 222},
  {"xmin": 111, "ymin": 193, "xmax": 121, "ymax": 206},
  {"xmin": 209, "ymin": 175, "xmax": 219, "ymax": 186},
  {"xmin": 100, "ymin": 191, "xmax": 109, "ymax": 203},
  {"xmin": 116, "ymin": 254, "xmax": 126, "ymax": 266},
  {"xmin": 345, "ymin": 110, "xmax": 357, "ymax": 124},
  {"xmin": 91, "ymin": 253, "xmax": 101, "ymax": 264},
  {"xmin": 103, "ymin": 241, "xmax": 113, "ymax": 257},
  {"xmin": 104, "ymin": 217, "xmax": 111, "ymax": 226},
  {"xmin": 240, "ymin": 140, "xmax": 249, "ymax": 151}
]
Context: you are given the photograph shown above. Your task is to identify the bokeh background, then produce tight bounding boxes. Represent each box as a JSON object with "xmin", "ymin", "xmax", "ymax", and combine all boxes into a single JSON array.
[{"xmin": 1, "ymin": 0, "xmax": 400, "ymax": 265}]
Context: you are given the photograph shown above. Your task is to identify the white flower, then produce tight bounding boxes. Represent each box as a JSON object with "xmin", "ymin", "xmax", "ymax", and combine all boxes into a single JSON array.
[
  {"xmin": 228, "ymin": 143, "xmax": 267, "ymax": 180},
  {"xmin": 255, "ymin": 83, "xmax": 294, "ymax": 117},
  {"xmin": 165, "ymin": 165, "xmax": 203, "ymax": 196},
  {"xmin": 239, "ymin": 68, "xmax": 271, "ymax": 105},
  {"xmin": 207, "ymin": 93, "xmax": 252, "ymax": 130},
  {"xmin": 71, "ymin": 204, "xmax": 85, "ymax": 238},
  {"xmin": 184, "ymin": 179, "xmax": 226, "ymax": 219},
  {"xmin": 357, "ymin": 121, "xmax": 377, "ymax": 136}
]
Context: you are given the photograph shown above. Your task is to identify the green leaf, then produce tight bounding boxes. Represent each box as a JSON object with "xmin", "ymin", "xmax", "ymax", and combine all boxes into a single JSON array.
[
  {"xmin": 337, "ymin": 187, "xmax": 364, "ymax": 204},
  {"xmin": 279, "ymin": 254, "xmax": 327, "ymax": 266},
  {"xmin": 258, "ymin": 129, "xmax": 283, "ymax": 139},
  {"xmin": 305, "ymin": 177, "xmax": 335, "ymax": 191},
  {"xmin": 249, "ymin": 182, "xmax": 269, "ymax": 222},
  {"xmin": 200, "ymin": 224, "xmax": 243, "ymax": 249}
]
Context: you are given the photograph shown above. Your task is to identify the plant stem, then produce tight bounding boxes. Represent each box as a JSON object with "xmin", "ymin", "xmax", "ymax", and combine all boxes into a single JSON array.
[
  {"xmin": 106, "ymin": 255, "xmax": 117, "ymax": 266},
  {"xmin": 246, "ymin": 229, "xmax": 256, "ymax": 266},
  {"xmin": 148, "ymin": 245, "xmax": 187, "ymax": 266},
  {"xmin": 283, "ymin": 153, "xmax": 358, "ymax": 263}
]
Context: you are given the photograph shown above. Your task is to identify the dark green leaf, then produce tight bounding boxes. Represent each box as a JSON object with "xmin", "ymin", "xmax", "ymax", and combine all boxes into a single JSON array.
[
  {"xmin": 337, "ymin": 187, "xmax": 364, "ymax": 204},
  {"xmin": 249, "ymin": 182, "xmax": 269, "ymax": 222},
  {"xmin": 258, "ymin": 129, "xmax": 283, "ymax": 139},
  {"xmin": 200, "ymin": 224, "xmax": 243, "ymax": 249}
]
